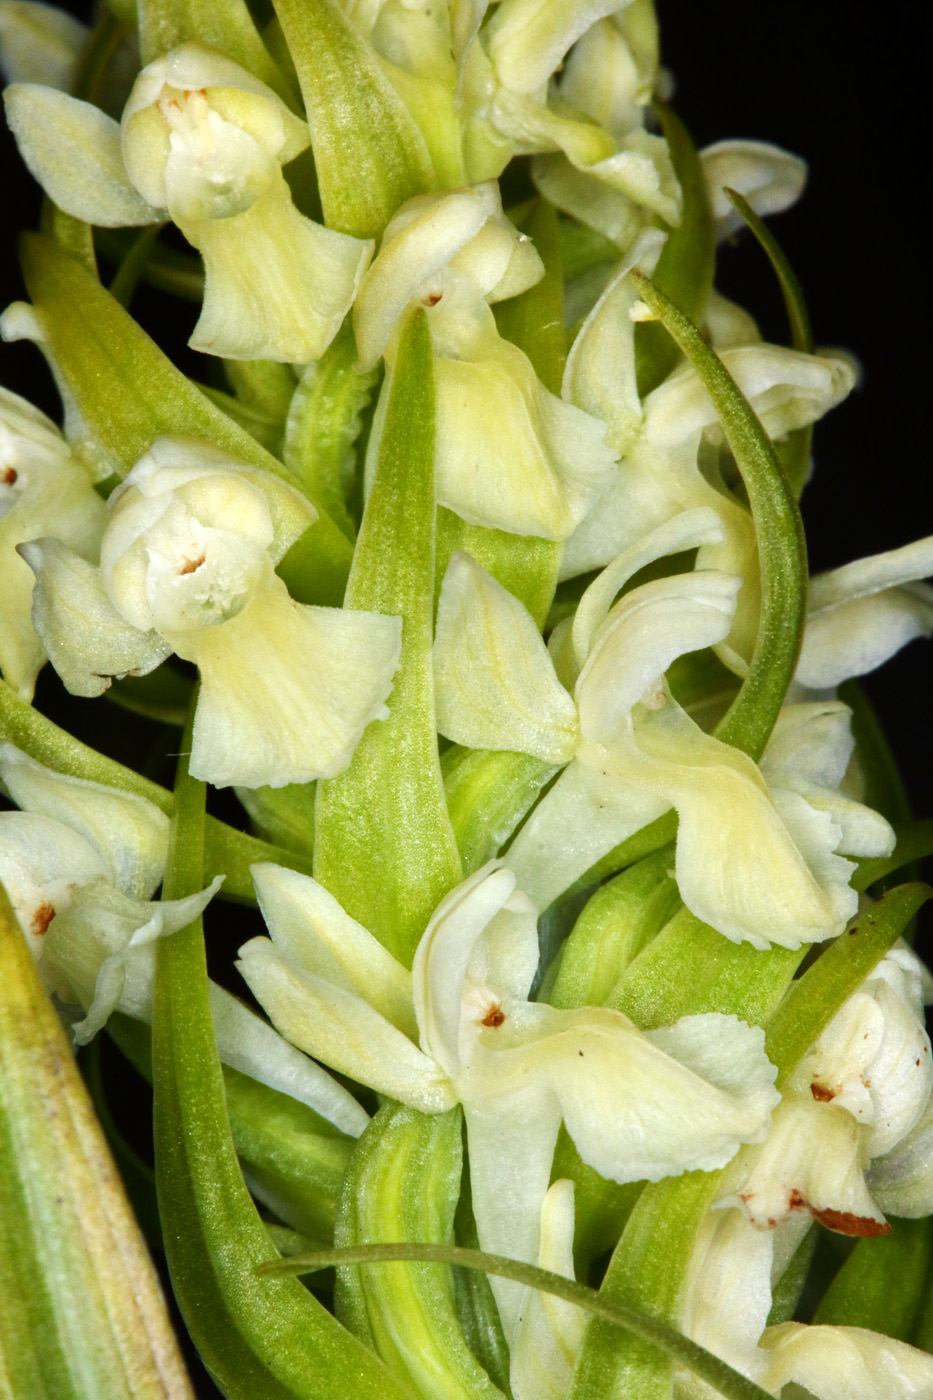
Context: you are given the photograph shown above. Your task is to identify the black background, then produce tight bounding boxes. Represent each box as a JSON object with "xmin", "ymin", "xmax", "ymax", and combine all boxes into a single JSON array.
[{"xmin": 1, "ymin": 5, "xmax": 931, "ymax": 1388}]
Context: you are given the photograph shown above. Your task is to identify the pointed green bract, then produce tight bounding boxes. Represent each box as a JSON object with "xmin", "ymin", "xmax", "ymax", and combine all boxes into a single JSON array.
[
  {"xmin": 442, "ymin": 746, "xmax": 556, "ymax": 874},
  {"xmin": 763, "ymin": 882, "xmax": 931, "ymax": 1086},
  {"xmin": 725, "ymin": 186, "xmax": 814, "ymax": 498},
  {"xmin": 335, "ymin": 1102, "xmax": 505, "ymax": 1398},
  {"xmin": 634, "ymin": 104, "xmax": 714, "ymax": 398},
  {"xmin": 151, "ymin": 704, "xmax": 407, "ymax": 1400},
  {"xmin": 271, "ymin": 0, "xmax": 434, "ymax": 239},
  {"xmin": 0, "ymin": 886, "xmax": 194, "ymax": 1400},
  {"xmin": 631, "ymin": 269, "xmax": 807, "ymax": 761},
  {"xmin": 264, "ymin": 1243, "xmax": 777, "ymax": 1400},
  {"xmin": 315, "ymin": 309, "xmax": 461, "ymax": 966},
  {"xmin": 18, "ymin": 235, "xmax": 353, "ymax": 605}
]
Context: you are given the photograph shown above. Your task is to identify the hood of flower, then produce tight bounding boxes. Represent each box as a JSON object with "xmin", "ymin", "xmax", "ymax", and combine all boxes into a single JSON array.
[{"xmin": 101, "ymin": 457, "xmax": 275, "ymax": 636}]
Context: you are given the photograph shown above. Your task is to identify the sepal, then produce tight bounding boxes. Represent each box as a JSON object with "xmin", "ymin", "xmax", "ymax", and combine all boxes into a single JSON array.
[
  {"xmin": 700, "ymin": 138, "xmax": 807, "ymax": 238},
  {"xmin": 0, "ymin": 0, "xmax": 89, "ymax": 89},
  {"xmin": 797, "ymin": 536, "xmax": 933, "ymax": 689},
  {"xmin": 4, "ymin": 83, "xmax": 156, "ymax": 226}
]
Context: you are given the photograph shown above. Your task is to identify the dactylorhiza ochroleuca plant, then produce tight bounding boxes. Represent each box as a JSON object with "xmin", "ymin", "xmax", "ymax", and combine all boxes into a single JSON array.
[{"xmin": 2, "ymin": 3, "xmax": 933, "ymax": 1400}]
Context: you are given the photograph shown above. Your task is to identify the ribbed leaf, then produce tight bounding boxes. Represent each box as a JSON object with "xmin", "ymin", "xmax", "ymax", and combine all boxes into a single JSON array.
[
  {"xmin": 0, "ymin": 886, "xmax": 193, "ymax": 1399},
  {"xmin": 335, "ymin": 1103, "xmax": 505, "ymax": 1398}
]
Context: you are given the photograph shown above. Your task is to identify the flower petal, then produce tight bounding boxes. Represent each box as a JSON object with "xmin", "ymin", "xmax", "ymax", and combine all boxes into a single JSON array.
[
  {"xmin": 644, "ymin": 343, "xmax": 855, "ymax": 448},
  {"xmin": 433, "ymin": 335, "xmax": 616, "ymax": 539},
  {"xmin": 758, "ymin": 1323, "xmax": 933, "ymax": 1400},
  {"xmin": 434, "ymin": 551, "xmax": 579, "ymax": 763},
  {"xmin": 250, "ymin": 862, "xmax": 416, "ymax": 1037},
  {"xmin": 505, "ymin": 754, "xmax": 667, "ymax": 910},
  {"xmin": 463, "ymin": 1084, "xmax": 564, "ymax": 1341},
  {"xmin": 797, "ymin": 536, "xmax": 933, "ymax": 689},
  {"xmin": 700, "ymin": 139, "xmax": 807, "ymax": 238},
  {"xmin": 177, "ymin": 576, "xmax": 401, "ymax": 788},
  {"xmin": 510, "ymin": 1180, "xmax": 586, "ymax": 1400},
  {"xmin": 0, "ymin": 744, "xmax": 169, "ymax": 899},
  {"xmin": 236, "ymin": 936, "xmax": 456, "ymax": 1113},
  {"xmin": 23, "ymin": 537, "xmax": 171, "ymax": 698},
  {"xmin": 184, "ymin": 185, "xmax": 374, "ymax": 364},
  {"xmin": 4, "ymin": 83, "xmax": 156, "ymax": 225},
  {"xmin": 412, "ymin": 862, "xmax": 523, "ymax": 1075},
  {"xmin": 476, "ymin": 1004, "xmax": 778, "ymax": 1185}
]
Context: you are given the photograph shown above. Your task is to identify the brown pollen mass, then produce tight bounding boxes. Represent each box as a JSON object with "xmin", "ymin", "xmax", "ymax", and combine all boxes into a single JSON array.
[
  {"xmin": 810, "ymin": 1082, "xmax": 836, "ymax": 1102},
  {"xmin": 2, "ymin": 466, "xmax": 18, "ymax": 485},
  {"xmin": 178, "ymin": 553, "xmax": 206, "ymax": 576},
  {"xmin": 31, "ymin": 901, "xmax": 56, "ymax": 936},
  {"xmin": 481, "ymin": 1003, "xmax": 506, "ymax": 1028},
  {"xmin": 423, "ymin": 292, "xmax": 442, "ymax": 306}
]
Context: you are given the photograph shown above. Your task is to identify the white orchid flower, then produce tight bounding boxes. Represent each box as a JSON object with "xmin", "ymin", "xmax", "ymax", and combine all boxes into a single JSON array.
[
  {"xmin": 677, "ymin": 1206, "xmax": 933, "ymax": 1399},
  {"xmin": 719, "ymin": 944, "xmax": 933, "ymax": 1237},
  {"xmin": 699, "ymin": 139, "xmax": 808, "ymax": 240},
  {"xmin": 562, "ymin": 258, "xmax": 856, "ymax": 668},
  {"xmin": 354, "ymin": 181, "xmax": 617, "ymax": 539},
  {"xmin": 0, "ymin": 385, "xmax": 105, "ymax": 699},
  {"xmin": 4, "ymin": 44, "xmax": 374, "ymax": 362},
  {"xmin": 236, "ymin": 858, "xmax": 779, "ymax": 1336},
  {"xmin": 0, "ymin": 743, "xmax": 368, "ymax": 1136},
  {"xmin": 433, "ymin": 510, "xmax": 892, "ymax": 944},
  {"xmin": 22, "ymin": 436, "xmax": 402, "ymax": 789},
  {"xmin": 795, "ymin": 536, "xmax": 933, "ymax": 691},
  {"xmin": 515, "ymin": 4, "xmax": 681, "ymax": 252}
]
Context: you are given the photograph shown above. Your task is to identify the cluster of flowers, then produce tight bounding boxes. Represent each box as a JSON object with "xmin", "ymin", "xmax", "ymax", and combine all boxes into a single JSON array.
[{"xmin": 2, "ymin": 1, "xmax": 932, "ymax": 1397}]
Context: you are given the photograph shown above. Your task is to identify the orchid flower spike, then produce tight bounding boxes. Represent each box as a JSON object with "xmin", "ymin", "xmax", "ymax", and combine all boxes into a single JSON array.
[
  {"xmin": 354, "ymin": 180, "xmax": 617, "ymax": 539},
  {"xmin": 21, "ymin": 436, "xmax": 402, "ymax": 788},
  {"xmin": 237, "ymin": 858, "xmax": 779, "ymax": 1337},
  {"xmin": 0, "ymin": 385, "xmax": 105, "ymax": 699},
  {"xmin": 4, "ymin": 43, "xmax": 374, "ymax": 362},
  {"xmin": 0, "ymin": 743, "xmax": 368, "ymax": 1136},
  {"xmin": 433, "ymin": 512, "xmax": 893, "ymax": 944}
]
